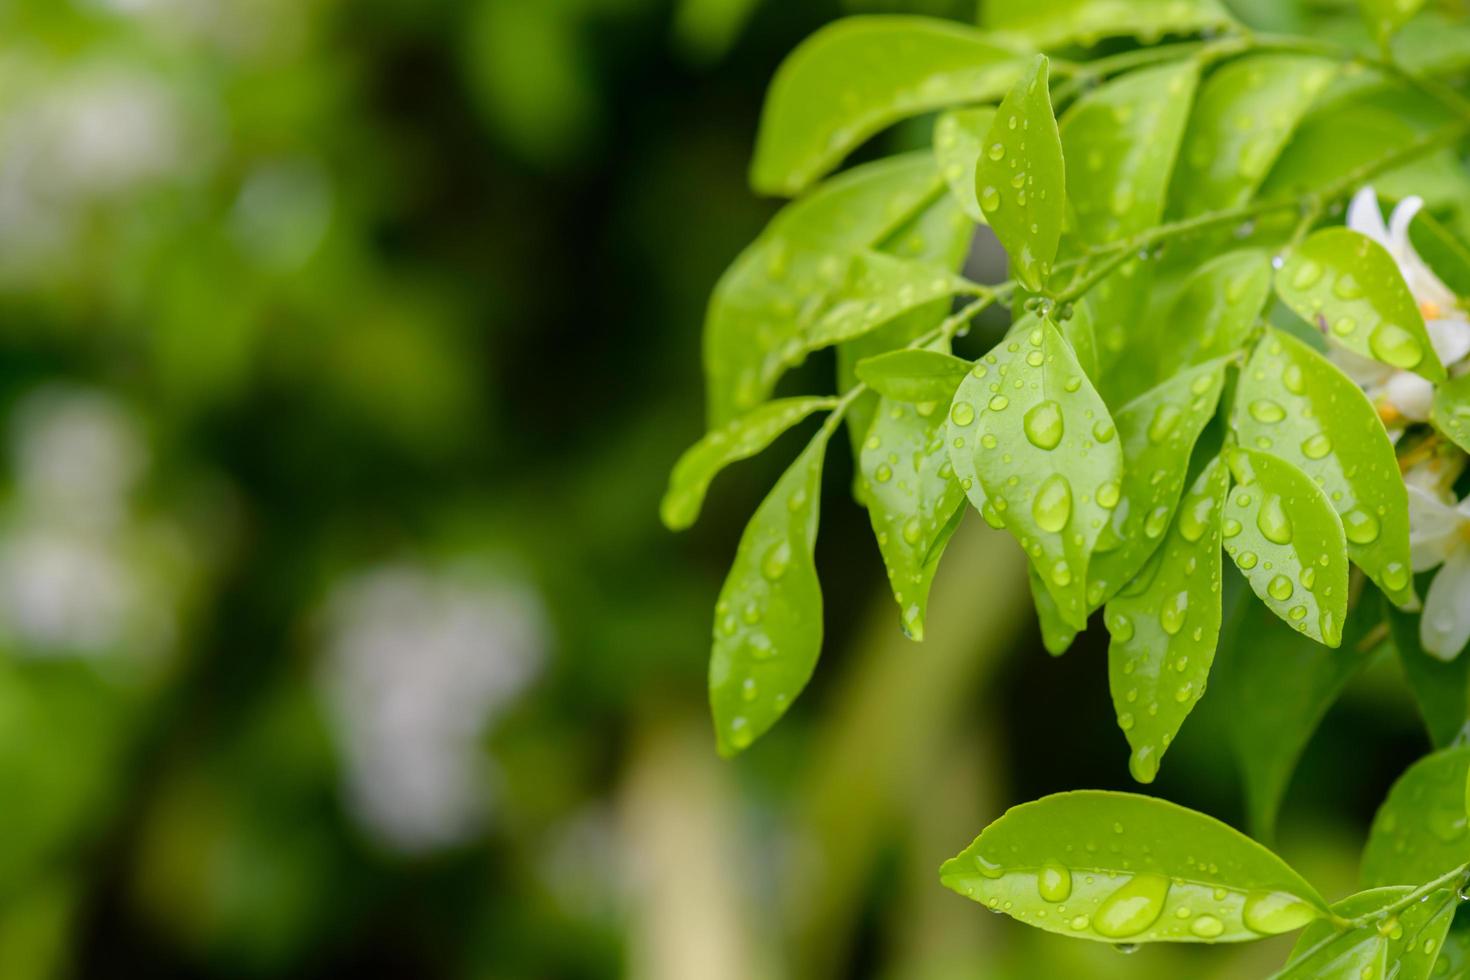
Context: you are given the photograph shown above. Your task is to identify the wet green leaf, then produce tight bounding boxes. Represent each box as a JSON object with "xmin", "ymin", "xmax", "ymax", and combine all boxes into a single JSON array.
[
  {"xmin": 860, "ymin": 390, "xmax": 967, "ymax": 641},
  {"xmin": 855, "ymin": 348, "xmax": 973, "ymax": 404},
  {"xmin": 1391, "ymin": 605, "xmax": 1470, "ymax": 748},
  {"xmin": 1059, "ymin": 298, "xmax": 1100, "ymax": 380},
  {"xmin": 977, "ymin": 55, "xmax": 1065, "ymax": 292},
  {"xmin": 1223, "ymin": 447, "xmax": 1350, "ymax": 646},
  {"xmin": 1215, "ymin": 589, "xmax": 1381, "ymax": 839},
  {"xmin": 1410, "ymin": 209, "xmax": 1470, "ymax": 299},
  {"xmin": 933, "ymin": 107, "xmax": 996, "ymax": 224},
  {"xmin": 1433, "ymin": 373, "xmax": 1470, "ymax": 455},
  {"xmin": 940, "ymin": 790, "xmax": 1328, "ymax": 944},
  {"xmin": 1168, "ymin": 249, "xmax": 1274, "ymax": 373},
  {"xmin": 1430, "ymin": 913, "xmax": 1470, "ymax": 979},
  {"xmin": 805, "ymin": 251, "xmax": 975, "ymax": 350},
  {"xmin": 1276, "ymin": 227, "xmax": 1447, "ymax": 384},
  {"xmin": 1361, "ymin": 746, "xmax": 1470, "ymax": 889},
  {"xmin": 1029, "ymin": 563, "xmax": 1082, "ymax": 655},
  {"xmin": 1235, "ymin": 329, "xmax": 1416, "ymax": 608},
  {"xmin": 1106, "ymin": 455, "xmax": 1228, "ymax": 784},
  {"xmin": 1170, "ymin": 54, "xmax": 1337, "ymax": 217},
  {"xmin": 1059, "ymin": 60, "xmax": 1198, "ymax": 244},
  {"xmin": 708, "ymin": 428, "xmax": 831, "ymax": 755},
  {"xmin": 1361, "ymin": 0, "xmax": 1428, "ymax": 51},
  {"xmin": 947, "ymin": 318, "xmax": 1122, "ymax": 629},
  {"xmin": 981, "ymin": 0, "xmax": 1235, "ymax": 49},
  {"xmin": 1089, "ymin": 359, "xmax": 1227, "ymax": 607},
  {"xmin": 662, "ymin": 396, "xmax": 837, "ymax": 531},
  {"xmin": 706, "ymin": 153, "xmax": 942, "ymax": 424},
  {"xmin": 750, "ymin": 17, "xmax": 1023, "ymax": 196},
  {"xmin": 1282, "ymin": 886, "xmax": 1456, "ymax": 980}
]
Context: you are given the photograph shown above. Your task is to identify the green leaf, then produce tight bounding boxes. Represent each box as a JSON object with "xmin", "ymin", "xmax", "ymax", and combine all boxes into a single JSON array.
[
  {"xmin": 860, "ymin": 390, "xmax": 967, "ymax": 640},
  {"xmin": 1234, "ymin": 329, "xmax": 1416, "ymax": 608},
  {"xmin": 1410, "ymin": 209, "xmax": 1470, "ymax": 299},
  {"xmin": 1059, "ymin": 299, "xmax": 1100, "ymax": 380},
  {"xmin": 805, "ymin": 251, "xmax": 974, "ymax": 350},
  {"xmin": 940, "ymin": 790, "xmax": 1329, "ymax": 944},
  {"xmin": 1361, "ymin": 746, "xmax": 1470, "ymax": 889},
  {"xmin": 1360, "ymin": 0, "xmax": 1428, "ymax": 52},
  {"xmin": 1089, "ymin": 359, "xmax": 1228, "ymax": 607},
  {"xmin": 981, "ymin": 0, "xmax": 1235, "ymax": 49},
  {"xmin": 1030, "ymin": 563, "xmax": 1082, "ymax": 655},
  {"xmin": 1431, "ymin": 913, "xmax": 1470, "ymax": 979},
  {"xmin": 1059, "ymin": 60, "xmax": 1198, "ymax": 244},
  {"xmin": 1391, "ymin": 605, "xmax": 1470, "ymax": 748},
  {"xmin": 855, "ymin": 348, "xmax": 973, "ymax": 404},
  {"xmin": 1223, "ymin": 447, "xmax": 1350, "ymax": 646},
  {"xmin": 977, "ymin": 55, "xmax": 1065, "ymax": 292},
  {"xmin": 706, "ymin": 152, "xmax": 942, "ymax": 425},
  {"xmin": 1433, "ymin": 373, "xmax": 1470, "ymax": 455},
  {"xmin": 662, "ymin": 396, "xmax": 837, "ymax": 530},
  {"xmin": 1168, "ymin": 249, "xmax": 1275, "ymax": 372},
  {"xmin": 708, "ymin": 427, "xmax": 831, "ymax": 755},
  {"xmin": 1106, "ymin": 455, "xmax": 1228, "ymax": 784},
  {"xmin": 947, "ymin": 318, "xmax": 1123, "ymax": 629},
  {"xmin": 1282, "ymin": 887, "xmax": 1456, "ymax": 980},
  {"xmin": 1215, "ymin": 585, "xmax": 1380, "ymax": 839},
  {"xmin": 934, "ymin": 107, "xmax": 996, "ymax": 224},
  {"xmin": 750, "ymin": 17, "xmax": 1024, "ymax": 196},
  {"xmin": 1276, "ymin": 227, "xmax": 1447, "ymax": 384},
  {"xmin": 1170, "ymin": 54, "xmax": 1337, "ymax": 217}
]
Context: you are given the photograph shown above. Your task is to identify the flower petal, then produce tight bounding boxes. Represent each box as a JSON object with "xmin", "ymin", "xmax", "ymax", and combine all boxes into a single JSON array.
[
  {"xmin": 1408, "ymin": 484, "xmax": 1464, "ymax": 571},
  {"xmin": 1428, "ymin": 318, "xmax": 1470, "ymax": 369},
  {"xmin": 1388, "ymin": 195, "xmax": 1460, "ymax": 313},
  {"xmin": 1381, "ymin": 371, "xmax": 1435, "ymax": 421},
  {"xmin": 1421, "ymin": 548, "xmax": 1470, "ymax": 660},
  {"xmin": 1348, "ymin": 186, "xmax": 1388, "ymax": 244}
]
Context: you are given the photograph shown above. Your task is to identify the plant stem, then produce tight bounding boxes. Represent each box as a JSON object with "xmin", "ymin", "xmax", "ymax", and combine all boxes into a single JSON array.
[{"xmin": 1343, "ymin": 861, "xmax": 1470, "ymax": 929}]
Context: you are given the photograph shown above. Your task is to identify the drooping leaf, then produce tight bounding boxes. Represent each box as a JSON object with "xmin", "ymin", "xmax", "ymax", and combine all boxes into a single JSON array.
[
  {"xmin": 1170, "ymin": 54, "xmax": 1337, "ymax": 217},
  {"xmin": 1281, "ymin": 886, "xmax": 1456, "ymax": 980},
  {"xmin": 860, "ymin": 389, "xmax": 967, "ymax": 641},
  {"xmin": 1433, "ymin": 373, "xmax": 1470, "ymax": 455},
  {"xmin": 709, "ymin": 428, "xmax": 831, "ymax": 755},
  {"xmin": 977, "ymin": 55, "xmax": 1065, "ymax": 292},
  {"xmin": 1059, "ymin": 60, "xmax": 1198, "ymax": 244},
  {"xmin": 1223, "ymin": 447, "xmax": 1350, "ymax": 646},
  {"xmin": 947, "ymin": 318, "xmax": 1123, "ymax": 629},
  {"xmin": 1360, "ymin": 0, "xmax": 1428, "ymax": 52},
  {"xmin": 1410, "ymin": 208, "xmax": 1470, "ymax": 298},
  {"xmin": 1089, "ymin": 359, "xmax": 1227, "ymax": 607},
  {"xmin": 855, "ymin": 348, "xmax": 973, "ymax": 404},
  {"xmin": 940, "ymin": 791, "xmax": 1329, "ymax": 944},
  {"xmin": 662, "ymin": 396, "xmax": 837, "ymax": 530},
  {"xmin": 1361, "ymin": 746, "xmax": 1470, "ymax": 888},
  {"xmin": 706, "ymin": 153, "xmax": 942, "ymax": 425},
  {"xmin": 1215, "ymin": 586, "xmax": 1380, "ymax": 839},
  {"xmin": 1391, "ymin": 605, "xmax": 1470, "ymax": 748},
  {"xmin": 1029, "ymin": 563, "xmax": 1082, "ymax": 655},
  {"xmin": 1276, "ymin": 227, "xmax": 1447, "ymax": 384},
  {"xmin": 804, "ymin": 251, "xmax": 976, "ymax": 351},
  {"xmin": 981, "ymin": 0, "xmax": 1235, "ymax": 49},
  {"xmin": 1106, "ymin": 455, "xmax": 1228, "ymax": 784},
  {"xmin": 934, "ymin": 107, "xmax": 996, "ymax": 224},
  {"xmin": 750, "ymin": 17, "xmax": 1024, "ymax": 196},
  {"xmin": 1234, "ymin": 329, "xmax": 1416, "ymax": 608}
]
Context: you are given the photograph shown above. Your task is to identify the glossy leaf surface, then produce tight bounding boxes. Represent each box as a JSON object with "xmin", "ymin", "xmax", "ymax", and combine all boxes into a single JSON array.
[
  {"xmin": 981, "ymin": 0, "xmax": 1234, "ymax": 49},
  {"xmin": 977, "ymin": 55, "xmax": 1064, "ymax": 292},
  {"xmin": 1282, "ymin": 887, "xmax": 1456, "ymax": 980},
  {"xmin": 750, "ymin": 17, "xmax": 1023, "ymax": 196},
  {"xmin": 1276, "ymin": 228, "xmax": 1447, "ymax": 383},
  {"xmin": 804, "ymin": 251, "xmax": 973, "ymax": 351},
  {"xmin": 708, "ymin": 429, "xmax": 830, "ymax": 755},
  {"xmin": 1167, "ymin": 249, "xmax": 1274, "ymax": 375},
  {"xmin": 662, "ymin": 397, "xmax": 836, "ymax": 530},
  {"xmin": 1361, "ymin": 0, "xmax": 1428, "ymax": 51},
  {"xmin": 933, "ymin": 107, "xmax": 996, "ymax": 224},
  {"xmin": 941, "ymin": 791, "xmax": 1328, "ymax": 944},
  {"xmin": 1234, "ymin": 329, "xmax": 1416, "ymax": 608},
  {"xmin": 1106, "ymin": 456, "xmax": 1228, "ymax": 784},
  {"xmin": 1433, "ymin": 373, "xmax": 1470, "ymax": 454},
  {"xmin": 1361, "ymin": 746, "xmax": 1470, "ymax": 889},
  {"xmin": 855, "ymin": 348, "xmax": 973, "ymax": 404},
  {"xmin": 1223, "ymin": 448, "xmax": 1349, "ymax": 646}
]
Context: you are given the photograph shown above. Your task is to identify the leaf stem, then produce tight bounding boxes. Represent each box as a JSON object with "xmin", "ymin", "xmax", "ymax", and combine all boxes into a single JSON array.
[{"xmin": 1341, "ymin": 861, "xmax": 1470, "ymax": 929}]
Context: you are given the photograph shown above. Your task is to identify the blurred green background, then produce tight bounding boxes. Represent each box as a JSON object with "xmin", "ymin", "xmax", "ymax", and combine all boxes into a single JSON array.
[{"xmin": 0, "ymin": 0, "xmax": 1450, "ymax": 977}]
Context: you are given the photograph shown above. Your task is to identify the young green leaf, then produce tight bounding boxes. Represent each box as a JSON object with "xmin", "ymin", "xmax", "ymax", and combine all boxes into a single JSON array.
[
  {"xmin": 940, "ymin": 791, "xmax": 1329, "ymax": 944},
  {"xmin": 662, "ymin": 396, "xmax": 837, "ymax": 531},
  {"xmin": 947, "ymin": 318, "xmax": 1123, "ymax": 629},
  {"xmin": 1276, "ymin": 227, "xmax": 1447, "ymax": 384},
  {"xmin": 1167, "ymin": 249, "xmax": 1274, "ymax": 375},
  {"xmin": 855, "ymin": 348, "xmax": 973, "ymax": 404},
  {"xmin": 1223, "ymin": 447, "xmax": 1349, "ymax": 647},
  {"xmin": 981, "ymin": 0, "xmax": 1235, "ymax": 49},
  {"xmin": 1059, "ymin": 60, "xmax": 1198, "ymax": 244},
  {"xmin": 1281, "ymin": 886, "xmax": 1456, "ymax": 980},
  {"xmin": 1429, "ymin": 913, "xmax": 1470, "ymax": 979},
  {"xmin": 705, "ymin": 153, "xmax": 942, "ymax": 425},
  {"xmin": 1059, "ymin": 299, "xmax": 1100, "ymax": 380},
  {"xmin": 1433, "ymin": 373, "xmax": 1470, "ymax": 454},
  {"xmin": 860, "ymin": 392, "xmax": 967, "ymax": 641},
  {"xmin": 1361, "ymin": 746, "xmax": 1470, "ymax": 888},
  {"xmin": 749, "ymin": 17, "xmax": 1024, "ymax": 196},
  {"xmin": 977, "ymin": 55, "xmax": 1065, "ymax": 292},
  {"xmin": 1089, "ymin": 359, "xmax": 1227, "ymax": 607},
  {"xmin": 1029, "ymin": 563, "xmax": 1081, "ymax": 655},
  {"xmin": 1234, "ymin": 329, "xmax": 1416, "ymax": 608},
  {"xmin": 709, "ymin": 428, "xmax": 831, "ymax": 755},
  {"xmin": 1170, "ymin": 54, "xmax": 1337, "ymax": 217},
  {"xmin": 1361, "ymin": 0, "xmax": 1428, "ymax": 52},
  {"xmin": 1106, "ymin": 455, "xmax": 1228, "ymax": 784},
  {"xmin": 1215, "ymin": 585, "xmax": 1381, "ymax": 839},
  {"xmin": 1391, "ymin": 605, "xmax": 1470, "ymax": 748},
  {"xmin": 933, "ymin": 108, "xmax": 996, "ymax": 224},
  {"xmin": 1410, "ymin": 208, "xmax": 1470, "ymax": 298},
  {"xmin": 804, "ymin": 251, "xmax": 974, "ymax": 351}
]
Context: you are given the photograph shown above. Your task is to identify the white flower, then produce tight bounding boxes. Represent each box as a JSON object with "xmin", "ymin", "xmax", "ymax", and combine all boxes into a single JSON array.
[{"xmin": 1407, "ymin": 485, "xmax": 1470, "ymax": 659}]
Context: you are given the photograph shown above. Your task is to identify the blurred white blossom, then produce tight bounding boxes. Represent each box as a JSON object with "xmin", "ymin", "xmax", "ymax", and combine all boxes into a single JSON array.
[{"xmin": 1407, "ymin": 486, "xmax": 1470, "ymax": 659}]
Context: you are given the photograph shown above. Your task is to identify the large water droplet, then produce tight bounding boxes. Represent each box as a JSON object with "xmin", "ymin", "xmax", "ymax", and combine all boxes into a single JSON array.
[
  {"xmin": 1189, "ymin": 915, "xmax": 1224, "ymax": 939},
  {"xmin": 1242, "ymin": 891, "xmax": 1320, "ymax": 935},
  {"xmin": 1342, "ymin": 508, "xmax": 1380, "ymax": 544},
  {"xmin": 1144, "ymin": 506, "xmax": 1170, "ymax": 539},
  {"xmin": 1289, "ymin": 259, "xmax": 1322, "ymax": 290},
  {"xmin": 1094, "ymin": 873, "xmax": 1170, "ymax": 939},
  {"xmin": 1160, "ymin": 591, "xmax": 1188, "ymax": 635},
  {"xmin": 1301, "ymin": 433, "xmax": 1332, "ymax": 459},
  {"xmin": 1256, "ymin": 494, "xmax": 1293, "ymax": 544},
  {"xmin": 1024, "ymin": 400, "xmax": 1065, "ymax": 450},
  {"xmin": 1033, "ymin": 474, "xmax": 1073, "ymax": 534},
  {"xmin": 980, "ymin": 186, "xmax": 1001, "ymax": 212},
  {"xmin": 1097, "ymin": 480, "xmax": 1121, "ymax": 509},
  {"xmin": 1038, "ymin": 862, "xmax": 1072, "ymax": 903},
  {"xmin": 1268, "ymin": 574, "xmax": 1294, "ymax": 601},
  {"xmin": 1147, "ymin": 404, "xmax": 1183, "ymax": 444},
  {"xmin": 761, "ymin": 541, "xmax": 791, "ymax": 580},
  {"xmin": 951, "ymin": 401, "xmax": 975, "ymax": 426},
  {"xmin": 1177, "ymin": 493, "xmax": 1214, "ymax": 543},
  {"xmin": 1369, "ymin": 323, "xmax": 1425, "ymax": 369},
  {"xmin": 1248, "ymin": 399, "xmax": 1285, "ymax": 424}
]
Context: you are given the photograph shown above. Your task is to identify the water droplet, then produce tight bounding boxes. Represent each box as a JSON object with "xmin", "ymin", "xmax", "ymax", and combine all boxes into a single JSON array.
[
  {"xmin": 761, "ymin": 541, "xmax": 791, "ymax": 580},
  {"xmin": 1178, "ymin": 494, "xmax": 1214, "ymax": 543},
  {"xmin": 1109, "ymin": 611, "xmax": 1134, "ymax": 642},
  {"xmin": 981, "ymin": 186, "xmax": 1001, "ymax": 212},
  {"xmin": 1094, "ymin": 873, "xmax": 1170, "ymax": 939},
  {"xmin": 1160, "ymin": 591, "xmax": 1188, "ymax": 635},
  {"xmin": 1033, "ymin": 474, "xmax": 1073, "ymax": 534},
  {"xmin": 1256, "ymin": 495, "xmax": 1293, "ymax": 544},
  {"xmin": 875, "ymin": 463, "xmax": 893, "ymax": 483},
  {"xmin": 1268, "ymin": 574, "xmax": 1294, "ymax": 601},
  {"xmin": 1038, "ymin": 862, "xmax": 1072, "ymax": 902},
  {"xmin": 1144, "ymin": 506, "xmax": 1170, "ymax": 539},
  {"xmin": 1300, "ymin": 433, "xmax": 1331, "ymax": 459},
  {"xmin": 987, "ymin": 142, "xmax": 1004, "ymax": 161},
  {"xmin": 1093, "ymin": 419, "xmax": 1116, "ymax": 442},
  {"xmin": 1369, "ymin": 323, "xmax": 1425, "ymax": 369},
  {"xmin": 1147, "ymin": 404, "xmax": 1183, "ymax": 444},
  {"xmin": 1283, "ymin": 364, "xmax": 1306, "ymax": 394},
  {"xmin": 1248, "ymin": 399, "xmax": 1285, "ymax": 424},
  {"xmin": 1332, "ymin": 274, "xmax": 1364, "ymax": 300},
  {"xmin": 1342, "ymin": 508, "xmax": 1380, "ymax": 544},
  {"xmin": 951, "ymin": 401, "xmax": 975, "ymax": 426},
  {"xmin": 1242, "ymin": 891, "xmax": 1320, "ymax": 935},
  {"xmin": 1237, "ymin": 551, "xmax": 1258, "ymax": 569},
  {"xmin": 1222, "ymin": 518, "xmax": 1242, "ymax": 538},
  {"xmin": 1069, "ymin": 915, "xmax": 1091, "ymax": 930},
  {"xmin": 903, "ymin": 518, "xmax": 922, "ymax": 545},
  {"xmin": 1383, "ymin": 562, "xmax": 1409, "ymax": 592},
  {"xmin": 1190, "ymin": 915, "xmax": 1224, "ymax": 939},
  {"xmin": 988, "ymin": 395, "xmax": 1010, "ymax": 411},
  {"xmin": 1024, "ymin": 400, "xmax": 1065, "ymax": 450},
  {"xmin": 1290, "ymin": 259, "xmax": 1322, "ymax": 289},
  {"xmin": 1097, "ymin": 480, "xmax": 1121, "ymax": 509}
]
